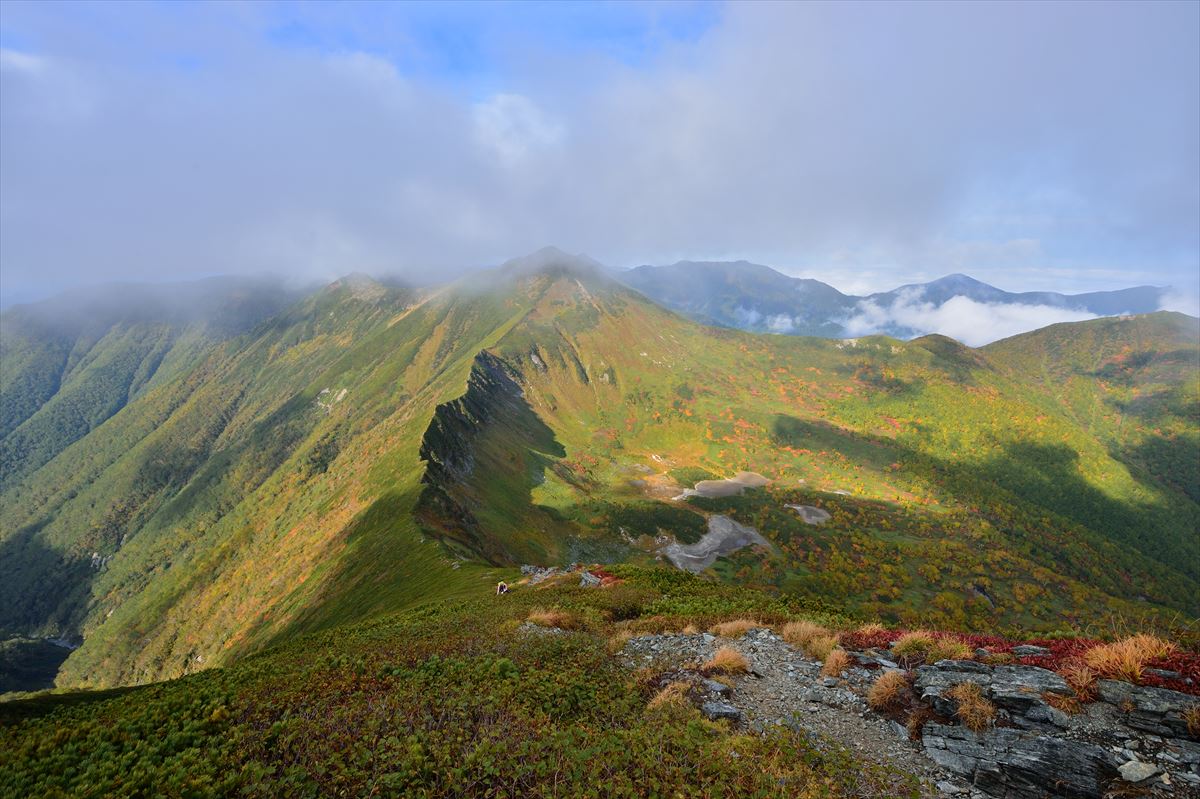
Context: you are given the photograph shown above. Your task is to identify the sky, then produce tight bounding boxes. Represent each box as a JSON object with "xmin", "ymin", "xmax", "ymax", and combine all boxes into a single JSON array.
[{"xmin": 2, "ymin": 0, "xmax": 1198, "ymax": 309}]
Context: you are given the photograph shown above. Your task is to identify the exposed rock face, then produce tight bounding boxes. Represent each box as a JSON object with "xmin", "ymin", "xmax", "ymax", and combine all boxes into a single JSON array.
[
  {"xmin": 921, "ymin": 723, "xmax": 1118, "ymax": 798},
  {"xmin": 415, "ymin": 351, "xmax": 565, "ymax": 563},
  {"xmin": 916, "ymin": 661, "xmax": 1071, "ymax": 719},
  {"xmin": 1095, "ymin": 679, "xmax": 1197, "ymax": 738}
]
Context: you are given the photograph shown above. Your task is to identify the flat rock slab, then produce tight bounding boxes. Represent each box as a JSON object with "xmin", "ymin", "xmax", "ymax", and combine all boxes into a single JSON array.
[
  {"xmin": 922, "ymin": 722, "xmax": 1118, "ymax": 798},
  {"xmin": 785, "ymin": 504, "xmax": 831, "ymax": 525},
  {"xmin": 675, "ymin": 471, "xmax": 770, "ymax": 499}
]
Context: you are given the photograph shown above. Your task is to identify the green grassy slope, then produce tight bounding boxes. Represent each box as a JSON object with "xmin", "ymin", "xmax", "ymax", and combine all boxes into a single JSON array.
[
  {"xmin": 0, "ymin": 570, "xmax": 918, "ymax": 799},
  {"xmin": 0, "ymin": 277, "xmax": 303, "ymax": 490},
  {"xmin": 1, "ymin": 264, "xmax": 1196, "ymax": 692},
  {"xmin": 430, "ymin": 275, "xmax": 1197, "ymax": 636}
]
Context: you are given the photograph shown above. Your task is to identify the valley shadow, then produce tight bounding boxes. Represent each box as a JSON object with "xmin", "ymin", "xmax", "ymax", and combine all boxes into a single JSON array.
[
  {"xmin": 0, "ymin": 526, "xmax": 93, "ymax": 693},
  {"xmin": 766, "ymin": 415, "xmax": 1198, "ymax": 613}
]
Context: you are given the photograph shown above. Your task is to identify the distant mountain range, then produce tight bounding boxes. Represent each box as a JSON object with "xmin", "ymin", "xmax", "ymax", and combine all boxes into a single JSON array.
[{"xmin": 618, "ymin": 260, "xmax": 1168, "ymax": 341}]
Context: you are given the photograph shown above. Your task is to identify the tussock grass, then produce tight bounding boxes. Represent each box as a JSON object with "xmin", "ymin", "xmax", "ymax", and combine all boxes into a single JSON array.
[
  {"xmin": 709, "ymin": 618, "xmax": 761, "ymax": 638},
  {"xmin": 1042, "ymin": 691, "xmax": 1083, "ymax": 715},
  {"xmin": 867, "ymin": 670, "xmax": 910, "ymax": 711},
  {"xmin": 647, "ymin": 682, "xmax": 691, "ymax": 711},
  {"xmin": 925, "ymin": 637, "xmax": 973, "ymax": 664},
  {"xmin": 606, "ymin": 630, "xmax": 634, "ymax": 654},
  {"xmin": 891, "ymin": 631, "xmax": 936, "ymax": 660},
  {"xmin": 807, "ymin": 635, "xmax": 840, "ymax": 662},
  {"xmin": 856, "ymin": 622, "xmax": 887, "ymax": 636},
  {"xmin": 947, "ymin": 682, "xmax": 995, "ymax": 733},
  {"xmin": 781, "ymin": 620, "xmax": 829, "ymax": 647},
  {"xmin": 821, "ymin": 649, "xmax": 852, "ymax": 678},
  {"xmin": 781, "ymin": 620, "xmax": 840, "ymax": 660},
  {"xmin": 1185, "ymin": 705, "xmax": 1200, "ymax": 738},
  {"xmin": 526, "ymin": 608, "xmax": 578, "ymax": 630},
  {"xmin": 702, "ymin": 646, "xmax": 749, "ymax": 676},
  {"xmin": 1083, "ymin": 634, "xmax": 1176, "ymax": 684},
  {"xmin": 1060, "ymin": 661, "xmax": 1098, "ymax": 702},
  {"xmin": 681, "ymin": 623, "xmax": 699, "ymax": 635}
]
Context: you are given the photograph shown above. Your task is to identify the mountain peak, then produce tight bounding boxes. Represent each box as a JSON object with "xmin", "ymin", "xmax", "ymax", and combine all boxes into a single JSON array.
[{"xmin": 498, "ymin": 246, "xmax": 606, "ymax": 278}]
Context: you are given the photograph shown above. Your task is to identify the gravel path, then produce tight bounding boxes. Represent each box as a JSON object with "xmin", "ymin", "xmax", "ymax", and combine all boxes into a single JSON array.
[{"xmin": 623, "ymin": 628, "xmax": 985, "ymax": 798}]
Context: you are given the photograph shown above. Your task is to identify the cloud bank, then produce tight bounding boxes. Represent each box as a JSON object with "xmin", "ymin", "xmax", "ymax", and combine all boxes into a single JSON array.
[
  {"xmin": 1, "ymin": 1, "xmax": 1197, "ymax": 303},
  {"xmin": 841, "ymin": 291, "xmax": 1099, "ymax": 347}
]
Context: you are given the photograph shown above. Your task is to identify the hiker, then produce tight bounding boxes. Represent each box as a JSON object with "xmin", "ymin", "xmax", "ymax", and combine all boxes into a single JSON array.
[{"xmin": 496, "ymin": 581, "xmax": 509, "ymax": 595}]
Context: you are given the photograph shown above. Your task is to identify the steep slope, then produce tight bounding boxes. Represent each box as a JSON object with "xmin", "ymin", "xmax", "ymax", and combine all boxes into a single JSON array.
[
  {"xmin": 0, "ymin": 276, "xmax": 306, "ymax": 490},
  {"xmin": 2, "ymin": 256, "xmax": 1196, "ymax": 691},
  {"xmin": 619, "ymin": 261, "xmax": 1168, "ymax": 339}
]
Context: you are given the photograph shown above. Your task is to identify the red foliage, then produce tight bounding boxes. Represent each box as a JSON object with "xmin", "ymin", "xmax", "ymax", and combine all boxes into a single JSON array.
[{"xmin": 836, "ymin": 627, "xmax": 1200, "ymax": 696}]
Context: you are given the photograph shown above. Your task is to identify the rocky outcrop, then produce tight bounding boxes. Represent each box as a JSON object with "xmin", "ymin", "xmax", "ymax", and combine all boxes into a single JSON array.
[
  {"xmin": 620, "ymin": 629, "xmax": 1200, "ymax": 798},
  {"xmin": 921, "ymin": 723, "xmax": 1118, "ymax": 798}
]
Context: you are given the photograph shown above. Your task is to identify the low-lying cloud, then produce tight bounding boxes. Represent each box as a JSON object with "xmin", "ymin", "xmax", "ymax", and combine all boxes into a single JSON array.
[{"xmin": 841, "ymin": 291, "xmax": 1099, "ymax": 346}]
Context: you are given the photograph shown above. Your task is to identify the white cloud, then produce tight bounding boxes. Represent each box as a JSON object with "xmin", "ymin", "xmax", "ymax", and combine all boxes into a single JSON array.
[
  {"xmin": 1158, "ymin": 286, "xmax": 1200, "ymax": 317},
  {"xmin": 0, "ymin": 48, "xmax": 47, "ymax": 74},
  {"xmin": 765, "ymin": 314, "xmax": 797, "ymax": 333},
  {"xmin": 472, "ymin": 93, "xmax": 564, "ymax": 167},
  {"xmin": 841, "ymin": 291, "xmax": 1099, "ymax": 346}
]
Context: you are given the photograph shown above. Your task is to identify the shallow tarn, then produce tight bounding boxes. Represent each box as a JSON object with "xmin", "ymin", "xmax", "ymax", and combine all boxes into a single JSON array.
[{"xmin": 659, "ymin": 514, "xmax": 772, "ymax": 572}]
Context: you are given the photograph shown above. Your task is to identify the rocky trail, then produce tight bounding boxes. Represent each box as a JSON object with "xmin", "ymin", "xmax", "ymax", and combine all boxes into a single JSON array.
[{"xmin": 619, "ymin": 628, "xmax": 1200, "ymax": 799}]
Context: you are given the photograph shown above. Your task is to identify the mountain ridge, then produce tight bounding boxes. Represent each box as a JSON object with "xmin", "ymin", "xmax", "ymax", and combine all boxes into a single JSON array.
[{"xmin": 0, "ymin": 256, "xmax": 1196, "ymax": 694}]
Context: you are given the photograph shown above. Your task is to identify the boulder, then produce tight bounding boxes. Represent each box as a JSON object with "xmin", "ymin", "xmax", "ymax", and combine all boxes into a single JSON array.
[
  {"xmin": 701, "ymin": 700, "xmax": 741, "ymax": 722},
  {"xmin": 921, "ymin": 721, "xmax": 1118, "ymax": 798},
  {"xmin": 1117, "ymin": 759, "xmax": 1159, "ymax": 783}
]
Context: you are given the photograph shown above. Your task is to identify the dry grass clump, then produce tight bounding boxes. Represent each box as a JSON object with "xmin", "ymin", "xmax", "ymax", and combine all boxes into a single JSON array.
[
  {"xmin": 981, "ymin": 652, "xmax": 1015, "ymax": 666},
  {"xmin": 781, "ymin": 620, "xmax": 841, "ymax": 660},
  {"xmin": 856, "ymin": 622, "xmax": 887, "ymax": 636},
  {"xmin": 781, "ymin": 620, "xmax": 828, "ymax": 646},
  {"xmin": 1043, "ymin": 691, "xmax": 1083, "ymax": 716},
  {"xmin": 606, "ymin": 630, "xmax": 634, "ymax": 654},
  {"xmin": 702, "ymin": 646, "xmax": 750, "ymax": 676},
  {"xmin": 925, "ymin": 637, "xmax": 974, "ymax": 664},
  {"xmin": 647, "ymin": 681, "xmax": 692, "ymax": 711},
  {"xmin": 867, "ymin": 670, "xmax": 911, "ymax": 711},
  {"xmin": 1060, "ymin": 661, "xmax": 1099, "ymax": 703},
  {"xmin": 526, "ymin": 608, "xmax": 578, "ymax": 630},
  {"xmin": 806, "ymin": 634, "xmax": 840, "ymax": 662},
  {"xmin": 681, "ymin": 623, "xmax": 699, "ymax": 635},
  {"xmin": 1185, "ymin": 705, "xmax": 1200, "ymax": 738},
  {"xmin": 891, "ymin": 631, "xmax": 936, "ymax": 660},
  {"xmin": 821, "ymin": 648, "xmax": 852, "ymax": 678},
  {"xmin": 947, "ymin": 682, "xmax": 995, "ymax": 733},
  {"xmin": 709, "ymin": 618, "xmax": 761, "ymax": 638},
  {"xmin": 906, "ymin": 706, "xmax": 932, "ymax": 739},
  {"xmin": 1083, "ymin": 634, "xmax": 1176, "ymax": 684}
]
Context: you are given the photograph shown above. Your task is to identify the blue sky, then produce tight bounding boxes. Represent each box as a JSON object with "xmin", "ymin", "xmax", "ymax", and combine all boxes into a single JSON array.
[{"xmin": 1, "ymin": 0, "xmax": 1197, "ymax": 309}]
